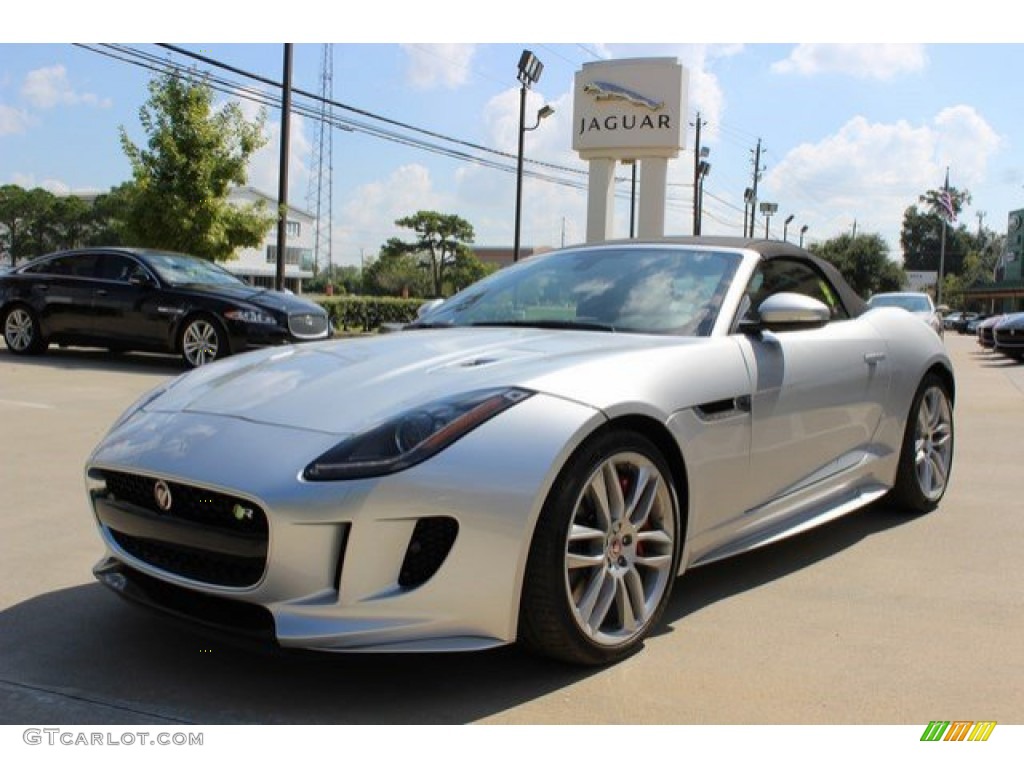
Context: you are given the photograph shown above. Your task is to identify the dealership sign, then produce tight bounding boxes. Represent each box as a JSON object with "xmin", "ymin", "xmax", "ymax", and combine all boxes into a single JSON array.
[{"xmin": 573, "ymin": 58, "xmax": 686, "ymax": 159}]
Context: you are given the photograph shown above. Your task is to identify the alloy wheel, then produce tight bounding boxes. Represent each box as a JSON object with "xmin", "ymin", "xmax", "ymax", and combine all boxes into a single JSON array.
[
  {"xmin": 914, "ymin": 385, "xmax": 953, "ymax": 502},
  {"xmin": 564, "ymin": 451, "xmax": 676, "ymax": 647},
  {"xmin": 4, "ymin": 308, "xmax": 35, "ymax": 352},
  {"xmin": 181, "ymin": 319, "xmax": 221, "ymax": 367}
]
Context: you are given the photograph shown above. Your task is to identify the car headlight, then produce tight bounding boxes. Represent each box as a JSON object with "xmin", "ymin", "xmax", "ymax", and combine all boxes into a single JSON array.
[
  {"xmin": 224, "ymin": 308, "xmax": 278, "ymax": 325},
  {"xmin": 303, "ymin": 388, "xmax": 534, "ymax": 481}
]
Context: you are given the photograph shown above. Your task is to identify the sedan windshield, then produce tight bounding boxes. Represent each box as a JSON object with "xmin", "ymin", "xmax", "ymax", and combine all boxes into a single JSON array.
[
  {"xmin": 144, "ymin": 251, "xmax": 246, "ymax": 287},
  {"xmin": 415, "ymin": 246, "xmax": 741, "ymax": 336},
  {"xmin": 869, "ymin": 294, "xmax": 933, "ymax": 312}
]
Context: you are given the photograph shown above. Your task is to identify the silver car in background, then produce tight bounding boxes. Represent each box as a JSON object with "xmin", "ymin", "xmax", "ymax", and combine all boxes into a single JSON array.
[
  {"xmin": 85, "ymin": 237, "xmax": 955, "ymax": 665},
  {"xmin": 866, "ymin": 291, "xmax": 944, "ymax": 337}
]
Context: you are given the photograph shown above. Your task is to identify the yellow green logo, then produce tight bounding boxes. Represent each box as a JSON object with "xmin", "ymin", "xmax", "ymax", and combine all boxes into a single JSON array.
[{"xmin": 921, "ymin": 721, "xmax": 996, "ymax": 742}]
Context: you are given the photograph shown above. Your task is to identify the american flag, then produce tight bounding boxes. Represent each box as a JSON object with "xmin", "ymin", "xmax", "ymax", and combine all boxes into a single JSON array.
[
  {"xmin": 938, "ymin": 189, "xmax": 956, "ymax": 222},
  {"xmin": 938, "ymin": 169, "xmax": 956, "ymax": 223}
]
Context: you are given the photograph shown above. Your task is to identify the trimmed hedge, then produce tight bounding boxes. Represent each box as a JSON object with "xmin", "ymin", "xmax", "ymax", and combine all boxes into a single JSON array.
[{"xmin": 313, "ymin": 295, "xmax": 426, "ymax": 332}]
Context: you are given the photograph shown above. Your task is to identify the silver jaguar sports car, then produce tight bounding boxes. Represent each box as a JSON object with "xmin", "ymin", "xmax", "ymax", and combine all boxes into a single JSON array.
[{"xmin": 85, "ymin": 237, "xmax": 955, "ymax": 665}]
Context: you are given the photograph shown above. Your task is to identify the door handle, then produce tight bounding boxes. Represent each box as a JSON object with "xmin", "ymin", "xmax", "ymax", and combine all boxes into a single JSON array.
[
  {"xmin": 95, "ymin": 289, "xmax": 108, "ymax": 296},
  {"xmin": 864, "ymin": 352, "xmax": 886, "ymax": 366}
]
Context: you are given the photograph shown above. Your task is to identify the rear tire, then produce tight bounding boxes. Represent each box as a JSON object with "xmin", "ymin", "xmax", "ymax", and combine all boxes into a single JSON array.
[
  {"xmin": 888, "ymin": 372, "xmax": 954, "ymax": 513},
  {"xmin": 518, "ymin": 430, "xmax": 681, "ymax": 665},
  {"xmin": 2, "ymin": 305, "xmax": 46, "ymax": 355}
]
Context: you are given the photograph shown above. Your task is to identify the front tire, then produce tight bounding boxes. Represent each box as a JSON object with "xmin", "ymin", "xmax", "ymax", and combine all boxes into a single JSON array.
[
  {"xmin": 3, "ymin": 305, "xmax": 46, "ymax": 355},
  {"xmin": 888, "ymin": 373, "xmax": 954, "ymax": 513},
  {"xmin": 519, "ymin": 430, "xmax": 681, "ymax": 665},
  {"xmin": 179, "ymin": 315, "xmax": 227, "ymax": 368}
]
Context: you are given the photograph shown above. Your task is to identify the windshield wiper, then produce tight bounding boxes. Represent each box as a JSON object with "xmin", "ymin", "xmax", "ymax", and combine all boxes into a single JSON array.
[{"xmin": 467, "ymin": 319, "xmax": 616, "ymax": 332}]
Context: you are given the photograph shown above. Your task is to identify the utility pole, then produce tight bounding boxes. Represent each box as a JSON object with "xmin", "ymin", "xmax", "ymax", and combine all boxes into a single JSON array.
[
  {"xmin": 747, "ymin": 139, "xmax": 763, "ymax": 238},
  {"xmin": 275, "ymin": 43, "xmax": 293, "ymax": 293}
]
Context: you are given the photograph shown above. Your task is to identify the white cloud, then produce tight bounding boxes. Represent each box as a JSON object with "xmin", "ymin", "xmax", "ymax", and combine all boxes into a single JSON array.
[
  {"xmin": 8, "ymin": 173, "xmax": 71, "ymax": 194},
  {"xmin": 932, "ymin": 105, "xmax": 1002, "ymax": 185},
  {"xmin": 0, "ymin": 104, "xmax": 32, "ymax": 136},
  {"xmin": 20, "ymin": 64, "xmax": 111, "ymax": 109},
  {"xmin": 336, "ymin": 164, "xmax": 444, "ymax": 261},
  {"xmin": 771, "ymin": 44, "xmax": 928, "ymax": 80},
  {"xmin": 238, "ymin": 99, "xmax": 312, "ymax": 208},
  {"xmin": 401, "ymin": 44, "xmax": 476, "ymax": 90},
  {"xmin": 762, "ymin": 107, "xmax": 1002, "ymax": 252}
]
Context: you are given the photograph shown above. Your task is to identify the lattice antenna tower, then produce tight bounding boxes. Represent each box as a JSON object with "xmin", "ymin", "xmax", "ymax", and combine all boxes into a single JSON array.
[{"xmin": 306, "ymin": 43, "xmax": 334, "ymax": 276}]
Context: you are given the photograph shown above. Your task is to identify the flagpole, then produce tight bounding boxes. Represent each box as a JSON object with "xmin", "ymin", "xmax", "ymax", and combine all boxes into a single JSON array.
[{"xmin": 937, "ymin": 167, "xmax": 949, "ymax": 306}]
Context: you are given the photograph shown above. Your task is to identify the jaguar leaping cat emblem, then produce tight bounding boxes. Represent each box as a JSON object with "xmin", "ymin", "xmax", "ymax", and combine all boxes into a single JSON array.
[{"xmin": 582, "ymin": 81, "xmax": 664, "ymax": 111}]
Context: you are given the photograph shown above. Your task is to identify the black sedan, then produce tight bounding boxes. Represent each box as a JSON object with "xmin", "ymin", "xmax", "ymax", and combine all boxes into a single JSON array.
[
  {"xmin": 0, "ymin": 247, "xmax": 331, "ymax": 367},
  {"xmin": 992, "ymin": 312, "xmax": 1024, "ymax": 360}
]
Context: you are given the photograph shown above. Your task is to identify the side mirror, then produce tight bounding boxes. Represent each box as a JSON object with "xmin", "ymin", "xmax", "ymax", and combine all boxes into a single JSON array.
[
  {"xmin": 417, "ymin": 298, "xmax": 444, "ymax": 318},
  {"xmin": 741, "ymin": 292, "xmax": 831, "ymax": 334},
  {"xmin": 936, "ymin": 304, "xmax": 950, "ymax": 314}
]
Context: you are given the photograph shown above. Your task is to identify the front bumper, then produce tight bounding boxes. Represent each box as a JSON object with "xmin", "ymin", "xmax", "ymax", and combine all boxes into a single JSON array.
[
  {"xmin": 87, "ymin": 394, "xmax": 602, "ymax": 652},
  {"xmin": 225, "ymin": 314, "xmax": 332, "ymax": 353}
]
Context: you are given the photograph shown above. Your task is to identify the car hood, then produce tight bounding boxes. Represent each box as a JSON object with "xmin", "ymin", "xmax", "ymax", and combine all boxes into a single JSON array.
[
  {"xmin": 175, "ymin": 283, "xmax": 325, "ymax": 314},
  {"xmin": 995, "ymin": 312, "xmax": 1024, "ymax": 328},
  {"xmin": 144, "ymin": 328, "xmax": 710, "ymax": 435}
]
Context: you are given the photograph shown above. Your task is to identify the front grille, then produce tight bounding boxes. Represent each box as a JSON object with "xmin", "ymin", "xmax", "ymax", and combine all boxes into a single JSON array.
[
  {"xmin": 96, "ymin": 470, "xmax": 268, "ymax": 588},
  {"xmin": 109, "ymin": 531, "xmax": 264, "ymax": 587},
  {"xmin": 103, "ymin": 470, "xmax": 268, "ymax": 536},
  {"xmin": 288, "ymin": 312, "xmax": 329, "ymax": 339}
]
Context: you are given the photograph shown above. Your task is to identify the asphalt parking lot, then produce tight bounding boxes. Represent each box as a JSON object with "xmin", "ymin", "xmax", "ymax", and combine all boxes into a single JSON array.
[{"xmin": 1, "ymin": 333, "xmax": 1022, "ymax": 725}]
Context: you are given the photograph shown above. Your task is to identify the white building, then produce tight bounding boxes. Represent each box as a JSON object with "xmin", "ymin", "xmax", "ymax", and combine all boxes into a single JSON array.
[{"xmin": 225, "ymin": 186, "xmax": 315, "ymax": 293}]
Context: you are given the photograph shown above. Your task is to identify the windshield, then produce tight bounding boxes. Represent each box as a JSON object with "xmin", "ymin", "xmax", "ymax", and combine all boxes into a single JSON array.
[
  {"xmin": 145, "ymin": 251, "xmax": 247, "ymax": 287},
  {"xmin": 869, "ymin": 294, "xmax": 933, "ymax": 312},
  {"xmin": 415, "ymin": 246, "xmax": 742, "ymax": 336}
]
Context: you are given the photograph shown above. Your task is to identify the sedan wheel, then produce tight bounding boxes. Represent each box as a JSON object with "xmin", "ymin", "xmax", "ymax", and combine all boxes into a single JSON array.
[
  {"xmin": 3, "ymin": 306, "xmax": 45, "ymax": 355},
  {"xmin": 180, "ymin": 317, "xmax": 226, "ymax": 368},
  {"xmin": 519, "ymin": 430, "xmax": 681, "ymax": 665},
  {"xmin": 889, "ymin": 373, "xmax": 954, "ymax": 513}
]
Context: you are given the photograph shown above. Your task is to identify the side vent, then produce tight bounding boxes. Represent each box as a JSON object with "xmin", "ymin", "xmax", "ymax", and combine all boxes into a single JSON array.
[{"xmin": 398, "ymin": 517, "xmax": 459, "ymax": 589}]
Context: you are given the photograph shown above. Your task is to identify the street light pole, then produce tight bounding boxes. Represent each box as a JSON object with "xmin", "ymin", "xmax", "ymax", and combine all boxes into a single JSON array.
[
  {"xmin": 783, "ymin": 214, "xmax": 794, "ymax": 242},
  {"xmin": 759, "ymin": 202, "xmax": 778, "ymax": 239},
  {"xmin": 799, "ymin": 224, "xmax": 808, "ymax": 248},
  {"xmin": 513, "ymin": 50, "xmax": 545, "ymax": 263},
  {"xmin": 696, "ymin": 156, "xmax": 710, "ymax": 235}
]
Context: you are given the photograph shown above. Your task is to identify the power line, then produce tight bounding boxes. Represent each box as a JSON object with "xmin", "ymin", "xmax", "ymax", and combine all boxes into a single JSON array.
[{"xmin": 76, "ymin": 43, "xmax": 615, "ymax": 207}]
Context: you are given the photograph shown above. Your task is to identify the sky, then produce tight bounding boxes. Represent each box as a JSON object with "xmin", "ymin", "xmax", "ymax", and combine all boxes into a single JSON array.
[{"xmin": 3, "ymin": 2, "xmax": 1022, "ymax": 270}]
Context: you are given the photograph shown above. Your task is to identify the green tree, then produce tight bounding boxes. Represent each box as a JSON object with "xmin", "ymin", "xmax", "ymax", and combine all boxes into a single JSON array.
[
  {"xmin": 447, "ymin": 248, "xmax": 496, "ymax": 293},
  {"xmin": 86, "ymin": 183, "xmax": 137, "ymax": 246},
  {"xmin": 363, "ymin": 241, "xmax": 431, "ymax": 298},
  {"xmin": 119, "ymin": 70, "xmax": 272, "ymax": 261},
  {"xmin": 900, "ymin": 184, "xmax": 975, "ymax": 277},
  {"xmin": 940, "ymin": 237, "xmax": 1002, "ymax": 309},
  {"xmin": 0, "ymin": 184, "xmax": 31, "ymax": 265},
  {"xmin": 809, "ymin": 232, "xmax": 905, "ymax": 298},
  {"xmin": 391, "ymin": 211, "xmax": 476, "ymax": 297},
  {"xmin": 51, "ymin": 194, "xmax": 92, "ymax": 249},
  {"xmin": 21, "ymin": 187, "xmax": 58, "ymax": 258}
]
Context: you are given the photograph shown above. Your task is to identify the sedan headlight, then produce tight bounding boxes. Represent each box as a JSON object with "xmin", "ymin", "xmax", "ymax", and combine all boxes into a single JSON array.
[
  {"xmin": 303, "ymin": 388, "xmax": 533, "ymax": 481},
  {"xmin": 224, "ymin": 308, "xmax": 278, "ymax": 325}
]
